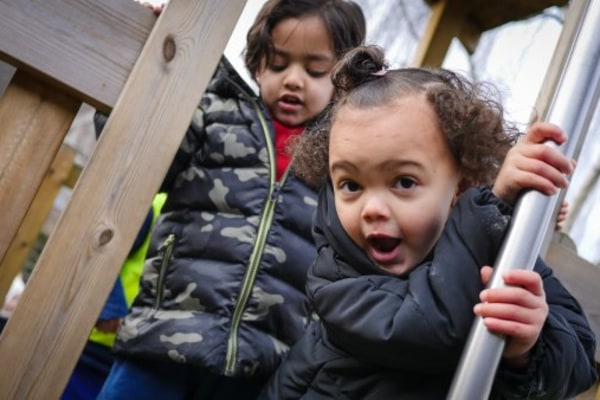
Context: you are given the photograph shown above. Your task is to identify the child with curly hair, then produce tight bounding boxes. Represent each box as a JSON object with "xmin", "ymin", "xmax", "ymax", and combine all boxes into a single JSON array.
[{"xmin": 260, "ymin": 45, "xmax": 597, "ymax": 399}]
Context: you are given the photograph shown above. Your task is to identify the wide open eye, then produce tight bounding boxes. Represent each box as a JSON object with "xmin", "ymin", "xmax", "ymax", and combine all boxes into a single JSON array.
[
  {"xmin": 340, "ymin": 180, "xmax": 361, "ymax": 193},
  {"xmin": 395, "ymin": 177, "xmax": 416, "ymax": 190}
]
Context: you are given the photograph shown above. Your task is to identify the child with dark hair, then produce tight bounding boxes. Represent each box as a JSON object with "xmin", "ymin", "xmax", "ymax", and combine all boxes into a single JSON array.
[
  {"xmin": 96, "ymin": 1, "xmax": 366, "ymax": 399},
  {"xmin": 260, "ymin": 45, "xmax": 597, "ymax": 399}
]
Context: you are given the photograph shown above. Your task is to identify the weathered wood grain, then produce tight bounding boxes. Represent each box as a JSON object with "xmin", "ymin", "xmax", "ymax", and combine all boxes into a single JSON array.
[
  {"xmin": 545, "ymin": 233, "xmax": 600, "ymax": 363},
  {"xmin": 0, "ymin": 0, "xmax": 156, "ymax": 112},
  {"xmin": 0, "ymin": 0, "xmax": 246, "ymax": 397},
  {"xmin": 0, "ymin": 145, "xmax": 75, "ymax": 302},
  {"xmin": 0, "ymin": 70, "xmax": 81, "ymax": 266}
]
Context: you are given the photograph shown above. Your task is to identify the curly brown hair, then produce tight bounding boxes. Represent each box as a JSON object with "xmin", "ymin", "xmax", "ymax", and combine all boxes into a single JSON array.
[{"xmin": 291, "ymin": 45, "xmax": 521, "ymax": 189}]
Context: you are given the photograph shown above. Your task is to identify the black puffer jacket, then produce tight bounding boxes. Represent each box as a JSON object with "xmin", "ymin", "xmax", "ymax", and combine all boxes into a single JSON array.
[
  {"xmin": 112, "ymin": 58, "xmax": 318, "ymax": 382},
  {"xmin": 261, "ymin": 184, "xmax": 597, "ymax": 399}
]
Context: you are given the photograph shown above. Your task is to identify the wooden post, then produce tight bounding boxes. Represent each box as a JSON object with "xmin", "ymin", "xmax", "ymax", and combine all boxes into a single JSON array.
[
  {"xmin": 0, "ymin": 71, "xmax": 81, "ymax": 263},
  {"xmin": 0, "ymin": 145, "xmax": 76, "ymax": 301},
  {"xmin": 412, "ymin": 0, "xmax": 470, "ymax": 67}
]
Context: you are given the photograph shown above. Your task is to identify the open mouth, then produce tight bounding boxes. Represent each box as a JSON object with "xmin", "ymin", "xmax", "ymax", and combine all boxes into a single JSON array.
[
  {"xmin": 280, "ymin": 95, "xmax": 301, "ymax": 105},
  {"xmin": 367, "ymin": 236, "xmax": 401, "ymax": 254},
  {"xmin": 365, "ymin": 235, "xmax": 402, "ymax": 269}
]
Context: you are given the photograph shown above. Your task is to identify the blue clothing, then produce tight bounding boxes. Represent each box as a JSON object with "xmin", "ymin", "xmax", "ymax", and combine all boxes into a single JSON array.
[
  {"xmin": 97, "ymin": 356, "xmax": 262, "ymax": 400},
  {"xmin": 61, "ymin": 342, "xmax": 114, "ymax": 400},
  {"xmin": 98, "ymin": 280, "xmax": 128, "ymax": 321}
]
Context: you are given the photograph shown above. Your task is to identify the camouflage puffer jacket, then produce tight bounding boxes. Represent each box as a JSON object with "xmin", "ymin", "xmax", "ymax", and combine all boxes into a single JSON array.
[{"xmin": 113, "ymin": 58, "xmax": 318, "ymax": 382}]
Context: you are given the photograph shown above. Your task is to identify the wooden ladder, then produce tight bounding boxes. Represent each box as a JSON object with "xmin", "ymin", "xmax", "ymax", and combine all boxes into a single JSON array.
[{"xmin": 0, "ymin": 1, "xmax": 245, "ymax": 397}]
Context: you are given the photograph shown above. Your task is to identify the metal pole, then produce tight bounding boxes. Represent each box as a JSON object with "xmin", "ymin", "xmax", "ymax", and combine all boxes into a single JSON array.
[{"xmin": 447, "ymin": 1, "xmax": 600, "ymax": 398}]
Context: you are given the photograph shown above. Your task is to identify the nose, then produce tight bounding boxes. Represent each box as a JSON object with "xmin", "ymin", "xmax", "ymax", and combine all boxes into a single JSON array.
[
  {"xmin": 360, "ymin": 190, "xmax": 391, "ymax": 223},
  {"xmin": 283, "ymin": 65, "xmax": 304, "ymax": 91}
]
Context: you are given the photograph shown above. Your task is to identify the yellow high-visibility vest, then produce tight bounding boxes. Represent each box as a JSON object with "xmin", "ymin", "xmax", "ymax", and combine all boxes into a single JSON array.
[{"xmin": 89, "ymin": 193, "xmax": 166, "ymax": 347}]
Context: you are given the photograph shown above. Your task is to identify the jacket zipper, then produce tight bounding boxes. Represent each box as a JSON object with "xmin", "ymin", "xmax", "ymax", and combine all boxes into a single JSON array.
[
  {"xmin": 224, "ymin": 100, "xmax": 284, "ymax": 376},
  {"xmin": 154, "ymin": 233, "xmax": 175, "ymax": 310}
]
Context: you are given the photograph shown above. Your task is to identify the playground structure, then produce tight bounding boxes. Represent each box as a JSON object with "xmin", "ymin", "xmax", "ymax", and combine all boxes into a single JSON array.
[{"xmin": 0, "ymin": 0, "xmax": 598, "ymax": 398}]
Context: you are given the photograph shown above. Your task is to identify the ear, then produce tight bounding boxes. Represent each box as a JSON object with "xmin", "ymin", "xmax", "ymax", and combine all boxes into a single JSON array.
[
  {"xmin": 451, "ymin": 179, "xmax": 468, "ymax": 207},
  {"xmin": 254, "ymin": 69, "xmax": 262, "ymax": 85},
  {"xmin": 451, "ymin": 189, "xmax": 459, "ymax": 208}
]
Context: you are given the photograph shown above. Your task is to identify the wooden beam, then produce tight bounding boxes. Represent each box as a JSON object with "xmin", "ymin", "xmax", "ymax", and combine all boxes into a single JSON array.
[
  {"xmin": 545, "ymin": 232, "xmax": 600, "ymax": 363},
  {"xmin": 412, "ymin": 0, "xmax": 470, "ymax": 67},
  {"xmin": 0, "ymin": 0, "xmax": 156, "ymax": 113},
  {"xmin": 0, "ymin": 0, "xmax": 246, "ymax": 397},
  {"xmin": 0, "ymin": 145, "xmax": 75, "ymax": 302},
  {"xmin": 457, "ymin": 19, "xmax": 482, "ymax": 54},
  {"xmin": 0, "ymin": 70, "xmax": 81, "ymax": 266}
]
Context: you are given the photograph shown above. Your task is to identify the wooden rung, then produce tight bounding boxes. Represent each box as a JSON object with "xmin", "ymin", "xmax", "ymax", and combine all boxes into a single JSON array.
[{"xmin": 0, "ymin": 0, "xmax": 156, "ymax": 112}]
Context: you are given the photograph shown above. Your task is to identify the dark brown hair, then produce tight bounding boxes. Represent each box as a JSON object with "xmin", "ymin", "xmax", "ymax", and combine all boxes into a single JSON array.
[
  {"xmin": 292, "ymin": 45, "xmax": 520, "ymax": 189},
  {"xmin": 244, "ymin": 0, "xmax": 366, "ymax": 79}
]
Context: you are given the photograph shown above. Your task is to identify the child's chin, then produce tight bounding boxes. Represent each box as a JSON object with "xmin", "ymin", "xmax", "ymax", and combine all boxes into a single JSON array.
[
  {"xmin": 378, "ymin": 262, "xmax": 412, "ymax": 277},
  {"xmin": 274, "ymin": 111, "xmax": 304, "ymax": 127}
]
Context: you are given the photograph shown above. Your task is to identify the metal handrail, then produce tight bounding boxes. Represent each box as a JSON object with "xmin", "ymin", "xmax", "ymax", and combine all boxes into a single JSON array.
[{"xmin": 447, "ymin": 0, "xmax": 600, "ymax": 398}]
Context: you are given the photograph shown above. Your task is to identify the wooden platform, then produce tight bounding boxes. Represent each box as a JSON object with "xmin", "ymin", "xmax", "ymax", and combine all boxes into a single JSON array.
[
  {"xmin": 545, "ymin": 233, "xmax": 600, "ymax": 362},
  {"xmin": 425, "ymin": 0, "xmax": 569, "ymax": 31}
]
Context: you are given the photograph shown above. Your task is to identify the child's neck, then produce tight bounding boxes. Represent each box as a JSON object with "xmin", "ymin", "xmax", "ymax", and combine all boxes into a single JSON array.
[{"xmin": 274, "ymin": 120, "xmax": 304, "ymax": 180}]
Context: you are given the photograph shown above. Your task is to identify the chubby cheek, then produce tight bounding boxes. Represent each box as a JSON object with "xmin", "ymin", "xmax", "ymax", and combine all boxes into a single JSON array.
[
  {"xmin": 335, "ymin": 199, "xmax": 363, "ymax": 246},
  {"xmin": 404, "ymin": 207, "xmax": 449, "ymax": 257},
  {"xmin": 307, "ymin": 84, "xmax": 334, "ymax": 116},
  {"xmin": 259, "ymin": 82, "xmax": 277, "ymax": 106}
]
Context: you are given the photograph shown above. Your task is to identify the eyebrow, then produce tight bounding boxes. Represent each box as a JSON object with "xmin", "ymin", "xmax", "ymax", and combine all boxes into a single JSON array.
[
  {"xmin": 330, "ymin": 160, "xmax": 358, "ymax": 175},
  {"xmin": 272, "ymin": 47, "xmax": 334, "ymax": 63},
  {"xmin": 330, "ymin": 159, "xmax": 425, "ymax": 174}
]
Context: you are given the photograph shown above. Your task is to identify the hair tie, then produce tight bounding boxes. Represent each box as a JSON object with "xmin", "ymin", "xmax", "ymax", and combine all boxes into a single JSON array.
[{"xmin": 372, "ymin": 66, "xmax": 387, "ymax": 77}]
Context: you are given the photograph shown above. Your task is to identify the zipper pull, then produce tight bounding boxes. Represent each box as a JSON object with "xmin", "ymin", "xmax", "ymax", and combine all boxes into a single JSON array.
[{"xmin": 158, "ymin": 233, "xmax": 175, "ymax": 254}]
